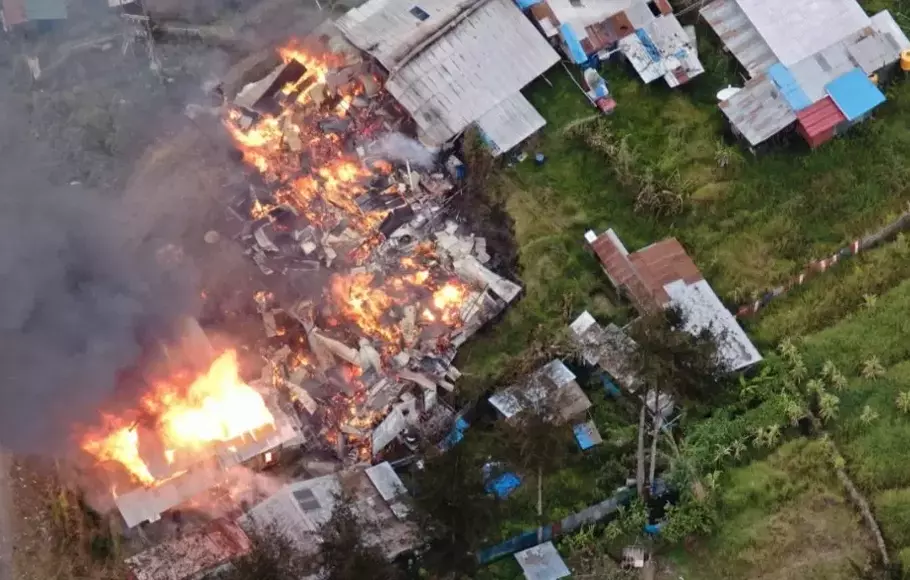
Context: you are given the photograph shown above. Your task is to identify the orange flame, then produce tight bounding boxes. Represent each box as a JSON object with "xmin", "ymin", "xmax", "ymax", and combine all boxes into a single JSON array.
[{"xmin": 82, "ymin": 351, "xmax": 274, "ymax": 485}]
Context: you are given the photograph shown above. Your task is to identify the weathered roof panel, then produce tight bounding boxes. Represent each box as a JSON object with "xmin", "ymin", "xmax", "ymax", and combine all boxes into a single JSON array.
[
  {"xmin": 665, "ymin": 279, "xmax": 762, "ymax": 371},
  {"xmin": 718, "ymin": 75, "xmax": 797, "ymax": 146},
  {"xmin": 383, "ymin": 0, "xmax": 559, "ymax": 145},
  {"xmin": 515, "ymin": 541, "xmax": 571, "ymax": 580},
  {"xmin": 736, "ymin": 0, "xmax": 870, "ymax": 66},
  {"xmin": 618, "ymin": 14, "xmax": 704, "ymax": 87},
  {"xmin": 700, "ymin": 0, "xmax": 777, "ymax": 77},
  {"xmin": 871, "ymin": 10, "xmax": 910, "ymax": 52}
]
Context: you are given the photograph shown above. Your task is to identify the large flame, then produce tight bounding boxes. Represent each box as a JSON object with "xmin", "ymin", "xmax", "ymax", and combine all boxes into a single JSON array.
[{"xmin": 82, "ymin": 351, "xmax": 274, "ymax": 485}]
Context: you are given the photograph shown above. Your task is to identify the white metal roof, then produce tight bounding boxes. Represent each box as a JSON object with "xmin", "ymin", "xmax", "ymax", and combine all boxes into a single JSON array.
[
  {"xmin": 664, "ymin": 279, "xmax": 762, "ymax": 372},
  {"xmin": 515, "ymin": 541, "xmax": 571, "ymax": 580},
  {"xmin": 365, "ymin": 461, "xmax": 410, "ymax": 519},
  {"xmin": 736, "ymin": 0, "xmax": 870, "ymax": 67},
  {"xmin": 238, "ymin": 470, "xmax": 417, "ymax": 559},
  {"xmin": 618, "ymin": 15, "xmax": 704, "ymax": 87},
  {"xmin": 335, "ymin": 0, "xmax": 479, "ymax": 70},
  {"xmin": 489, "ymin": 360, "xmax": 591, "ymax": 420},
  {"xmin": 871, "ymin": 10, "xmax": 910, "ymax": 52},
  {"xmin": 381, "ymin": 0, "xmax": 559, "ymax": 145},
  {"xmin": 475, "ymin": 92, "xmax": 546, "ymax": 157}
]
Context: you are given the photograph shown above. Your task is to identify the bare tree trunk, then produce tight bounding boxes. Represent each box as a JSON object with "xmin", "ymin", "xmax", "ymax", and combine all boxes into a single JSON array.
[
  {"xmin": 537, "ymin": 466, "xmax": 544, "ymax": 543},
  {"xmin": 836, "ymin": 463, "xmax": 889, "ymax": 566},
  {"xmin": 636, "ymin": 405, "xmax": 646, "ymax": 496},
  {"xmin": 648, "ymin": 390, "xmax": 661, "ymax": 490}
]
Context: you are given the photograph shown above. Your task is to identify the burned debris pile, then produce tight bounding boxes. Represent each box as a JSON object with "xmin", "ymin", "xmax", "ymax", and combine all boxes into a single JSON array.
[{"xmin": 219, "ymin": 29, "xmax": 521, "ymax": 462}]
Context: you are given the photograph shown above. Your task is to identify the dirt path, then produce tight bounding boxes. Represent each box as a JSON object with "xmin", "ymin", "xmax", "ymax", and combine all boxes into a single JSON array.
[{"xmin": 0, "ymin": 452, "xmax": 12, "ymax": 580}]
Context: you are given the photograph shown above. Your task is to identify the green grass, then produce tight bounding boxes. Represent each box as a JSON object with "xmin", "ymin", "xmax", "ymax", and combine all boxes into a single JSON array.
[
  {"xmin": 670, "ymin": 439, "xmax": 872, "ymax": 580},
  {"xmin": 458, "ymin": 48, "xmax": 910, "ymax": 384},
  {"xmin": 748, "ymin": 236, "xmax": 910, "ymax": 348}
]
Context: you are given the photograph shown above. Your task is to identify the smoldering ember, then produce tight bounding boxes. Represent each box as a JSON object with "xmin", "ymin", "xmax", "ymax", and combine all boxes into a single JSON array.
[{"xmin": 76, "ymin": 22, "xmax": 521, "ymax": 535}]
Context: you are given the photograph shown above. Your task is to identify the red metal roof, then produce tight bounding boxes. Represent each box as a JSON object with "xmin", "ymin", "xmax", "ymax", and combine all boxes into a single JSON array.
[
  {"xmin": 797, "ymin": 97, "xmax": 846, "ymax": 139},
  {"xmin": 590, "ymin": 232, "xmax": 704, "ymax": 312}
]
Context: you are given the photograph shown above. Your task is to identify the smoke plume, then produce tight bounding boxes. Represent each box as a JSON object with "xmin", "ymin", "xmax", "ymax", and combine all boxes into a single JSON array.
[
  {"xmin": 0, "ymin": 97, "xmax": 199, "ymax": 455},
  {"xmin": 369, "ymin": 132, "xmax": 437, "ymax": 168}
]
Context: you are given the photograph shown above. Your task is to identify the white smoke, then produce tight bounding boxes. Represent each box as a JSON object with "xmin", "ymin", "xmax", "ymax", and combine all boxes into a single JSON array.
[{"xmin": 368, "ymin": 132, "xmax": 436, "ymax": 168}]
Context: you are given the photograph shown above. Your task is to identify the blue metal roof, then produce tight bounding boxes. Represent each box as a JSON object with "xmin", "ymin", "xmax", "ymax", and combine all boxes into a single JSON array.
[
  {"xmin": 487, "ymin": 473, "xmax": 522, "ymax": 498},
  {"xmin": 768, "ymin": 63, "xmax": 812, "ymax": 112},
  {"xmin": 560, "ymin": 23, "xmax": 588, "ymax": 64},
  {"xmin": 513, "ymin": 0, "xmax": 542, "ymax": 8},
  {"xmin": 826, "ymin": 68, "xmax": 887, "ymax": 121}
]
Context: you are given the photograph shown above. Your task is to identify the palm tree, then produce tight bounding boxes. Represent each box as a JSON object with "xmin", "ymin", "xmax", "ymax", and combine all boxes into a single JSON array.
[
  {"xmin": 859, "ymin": 405, "xmax": 879, "ymax": 425},
  {"xmin": 863, "ymin": 294, "xmax": 879, "ymax": 309},
  {"xmin": 730, "ymin": 438, "xmax": 747, "ymax": 461},
  {"xmin": 784, "ymin": 397, "xmax": 805, "ymax": 426},
  {"xmin": 861, "ymin": 356, "xmax": 885, "ymax": 380},
  {"xmin": 819, "ymin": 392, "xmax": 840, "ymax": 422},
  {"xmin": 895, "ymin": 391, "xmax": 910, "ymax": 414},
  {"xmin": 805, "ymin": 378, "xmax": 825, "ymax": 396}
]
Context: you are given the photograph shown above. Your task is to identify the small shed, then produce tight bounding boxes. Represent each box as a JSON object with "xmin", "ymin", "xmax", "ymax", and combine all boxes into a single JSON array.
[
  {"xmin": 573, "ymin": 421, "xmax": 603, "ymax": 450},
  {"xmin": 796, "ymin": 96, "xmax": 847, "ymax": 148},
  {"xmin": 489, "ymin": 360, "xmax": 592, "ymax": 423},
  {"xmin": 514, "ymin": 541, "xmax": 571, "ymax": 580}
]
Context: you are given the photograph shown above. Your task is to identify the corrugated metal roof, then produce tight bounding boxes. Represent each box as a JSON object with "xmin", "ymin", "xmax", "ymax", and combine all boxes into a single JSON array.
[
  {"xmin": 789, "ymin": 25, "xmax": 899, "ymax": 103},
  {"xmin": 665, "ymin": 279, "xmax": 762, "ymax": 371},
  {"xmin": 125, "ymin": 519, "xmax": 251, "ymax": 580},
  {"xmin": 489, "ymin": 359, "xmax": 590, "ymax": 421},
  {"xmin": 381, "ymin": 0, "xmax": 559, "ymax": 145},
  {"xmin": 736, "ymin": 0, "xmax": 869, "ymax": 66},
  {"xmin": 768, "ymin": 63, "xmax": 811, "ymax": 111},
  {"xmin": 796, "ymin": 96, "xmax": 846, "ymax": 142},
  {"xmin": 335, "ymin": 0, "xmax": 480, "ymax": 70},
  {"xmin": 826, "ymin": 67, "xmax": 886, "ymax": 121},
  {"xmin": 719, "ymin": 74, "xmax": 797, "ymax": 146},
  {"xmin": 515, "ymin": 541, "xmax": 571, "ymax": 580},
  {"xmin": 568, "ymin": 311, "xmax": 641, "ymax": 391},
  {"xmin": 239, "ymin": 470, "xmax": 417, "ymax": 559},
  {"xmin": 476, "ymin": 92, "xmax": 546, "ymax": 157},
  {"xmin": 618, "ymin": 14, "xmax": 704, "ymax": 87},
  {"xmin": 871, "ymin": 10, "xmax": 910, "ymax": 52},
  {"xmin": 700, "ymin": 0, "xmax": 777, "ymax": 77}
]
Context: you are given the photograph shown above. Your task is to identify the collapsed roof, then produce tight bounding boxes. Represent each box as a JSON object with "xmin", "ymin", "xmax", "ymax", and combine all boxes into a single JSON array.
[{"xmin": 489, "ymin": 359, "xmax": 592, "ymax": 422}]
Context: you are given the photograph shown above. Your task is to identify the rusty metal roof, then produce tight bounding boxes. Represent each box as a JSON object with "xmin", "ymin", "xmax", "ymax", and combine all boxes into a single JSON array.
[
  {"xmin": 125, "ymin": 519, "xmax": 251, "ymax": 580},
  {"xmin": 701, "ymin": 0, "xmax": 777, "ymax": 77},
  {"xmin": 719, "ymin": 75, "xmax": 797, "ymax": 146}
]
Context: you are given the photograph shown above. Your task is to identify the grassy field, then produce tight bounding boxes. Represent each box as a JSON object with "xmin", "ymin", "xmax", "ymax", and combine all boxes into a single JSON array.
[
  {"xmin": 670, "ymin": 439, "xmax": 872, "ymax": 579},
  {"xmin": 457, "ymin": 17, "xmax": 910, "ymax": 386}
]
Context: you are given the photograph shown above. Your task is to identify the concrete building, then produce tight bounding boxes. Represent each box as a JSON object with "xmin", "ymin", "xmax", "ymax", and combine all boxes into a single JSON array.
[{"xmin": 701, "ymin": 0, "xmax": 910, "ymax": 149}]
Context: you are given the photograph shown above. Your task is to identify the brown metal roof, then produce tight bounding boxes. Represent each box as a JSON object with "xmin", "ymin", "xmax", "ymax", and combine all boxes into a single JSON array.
[
  {"xmin": 2, "ymin": 0, "xmax": 26, "ymax": 27},
  {"xmin": 585, "ymin": 11, "xmax": 635, "ymax": 54},
  {"xmin": 590, "ymin": 232, "xmax": 703, "ymax": 312}
]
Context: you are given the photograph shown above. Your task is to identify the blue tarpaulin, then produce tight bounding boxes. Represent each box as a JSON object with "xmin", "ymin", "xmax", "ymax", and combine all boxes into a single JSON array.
[
  {"xmin": 573, "ymin": 422, "xmax": 603, "ymax": 450},
  {"xmin": 513, "ymin": 0, "xmax": 542, "ymax": 8},
  {"xmin": 826, "ymin": 68, "xmax": 886, "ymax": 121},
  {"xmin": 768, "ymin": 63, "xmax": 812, "ymax": 112},
  {"xmin": 559, "ymin": 23, "xmax": 588, "ymax": 64},
  {"xmin": 601, "ymin": 375, "xmax": 621, "ymax": 397},
  {"xmin": 483, "ymin": 463, "xmax": 522, "ymax": 498},
  {"xmin": 635, "ymin": 29, "xmax": 661, "ymax": 63},
  {"xmin": 439, "ymin": 417, "xmax": 470, "ymax": 451}
]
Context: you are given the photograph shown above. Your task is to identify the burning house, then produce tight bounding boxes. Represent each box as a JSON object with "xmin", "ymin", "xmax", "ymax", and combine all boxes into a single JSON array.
[
  {"xmin": 335, "ymin": 0, "xmax": 560, "ymax": 155},
  {"xmin": 79, "ymin": 7, "xmax": 523, "ymax": 536}
]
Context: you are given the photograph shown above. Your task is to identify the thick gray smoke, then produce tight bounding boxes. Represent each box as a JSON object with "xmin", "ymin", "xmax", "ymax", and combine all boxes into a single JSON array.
[
  {"xmin": 0, "ymin": 80, "xmax": 200, "ymax": 454},
  {"xmin": 0, "ymin": 178, "xmax": 199, "ymax": 453},
  {"xmin": 369, "ymin": 132, "xmax": 437, "ymax": 168}
]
